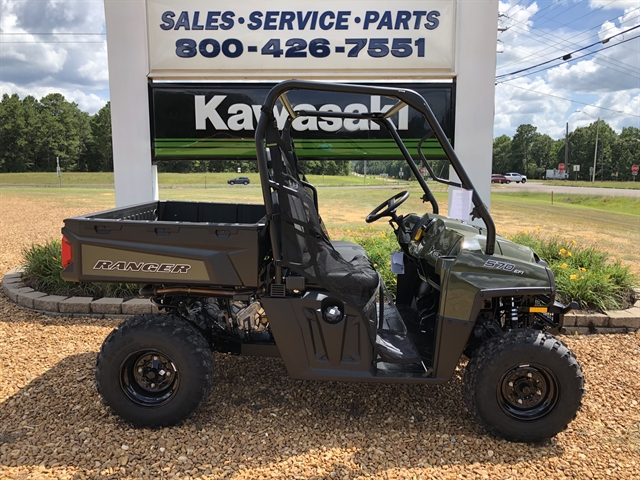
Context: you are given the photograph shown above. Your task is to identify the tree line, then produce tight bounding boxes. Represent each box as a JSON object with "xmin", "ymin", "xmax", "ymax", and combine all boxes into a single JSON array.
[
  {"xmin": 0, "ymin": 93, "xmax": 349, "ymax": 175},
  {"xmin": 0, "ymin": 93, "xmax": 113, "ymax": 173},
  {"xmin": 494, "ymin": 123, "xmax": 640, "ymax": 181},
  {"xmin": 2, "ymin": 92, "xmax": 638, "ymax": 180}
]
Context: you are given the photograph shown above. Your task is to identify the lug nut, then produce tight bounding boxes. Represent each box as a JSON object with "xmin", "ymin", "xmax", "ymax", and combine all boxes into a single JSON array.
[
  {"xmin": 508, "ymin": 381, "xmax": 514, "ymax": 387},
  {"xmin": 153, "ymin": 356, "xmax": 158, "ymax": 361},
  {"xmin": 138, "ymin": 368, "xmax": 143, "ymax": 373},
  {"xmin": 517, "ymin": 399, "xmax": 523, "ymax": 404},
  {"xmin": 527, "ymin": 373, "xmax": 533, "ymax": 378},
  {"xmin": 150, "ymin": 383, "xmax": 156, "ymax": 388}
]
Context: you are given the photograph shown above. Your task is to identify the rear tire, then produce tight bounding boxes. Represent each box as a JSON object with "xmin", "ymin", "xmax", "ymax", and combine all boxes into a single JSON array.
[
  {"xmin": 96, "ymin": 314, "xmax": 214, "ymax": 427},
  {"xmin": 243, "ymin": 181, "xmax": 248, "ymax": 185},
  {"xmin": 464, "ymin": 329, "xmax": 583, "ymax": 443}
]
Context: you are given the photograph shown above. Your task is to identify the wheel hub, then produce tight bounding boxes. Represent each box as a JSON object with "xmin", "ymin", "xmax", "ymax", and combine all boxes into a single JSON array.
[
  {"xmin": 121, "ymin": 350, "xmax": 180, "ymax": 407},
  {"xmin": 132, "ymin": 354, "xmax": 175, "ymax": 392},
  {"xmin": 498, "ymin": 364, "xmax": 559, "ymax": 421}
]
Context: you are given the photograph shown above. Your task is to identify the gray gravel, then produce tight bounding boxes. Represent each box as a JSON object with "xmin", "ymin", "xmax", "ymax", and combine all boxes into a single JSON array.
[{"xmin": 1, "ymin": 188, "xmax": 639, "ymax": 479}]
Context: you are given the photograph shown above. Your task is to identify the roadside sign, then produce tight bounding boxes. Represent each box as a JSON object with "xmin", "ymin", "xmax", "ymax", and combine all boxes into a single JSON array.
[
  {"xmin": 573, "ymin": 164, "xmax": 580, "ymax": 172},
  {"xmin": 558, "ymin": 163, "xmax": 565, "ymax": 172},
  {"xmin": 632, "ymin": 164, "xmax": 639, "ymax": 175}
]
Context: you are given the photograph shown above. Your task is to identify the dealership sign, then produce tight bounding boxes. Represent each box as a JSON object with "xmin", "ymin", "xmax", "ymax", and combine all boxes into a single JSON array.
[
  {"xmin": 150, "ymin": 83, "xmax": 454, "ymax": 160},
  {"xmin": 146, "ymin": 0, "xmax": 456, "ymax": 78}
]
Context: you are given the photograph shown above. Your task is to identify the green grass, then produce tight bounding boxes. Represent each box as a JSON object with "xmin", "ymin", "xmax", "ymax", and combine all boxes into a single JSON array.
[
  {"xmin": 543, "ymin": 179, "xmax": 640, "ymax": 190},
  {"xmin": 22, "ymin": 240, "xmax": 139, "ymax": 298},
  {"xmin": 0, "ymin": 172, "xmax": 114, "ymax": 185},
  {"xmin": 493, "ymin": 191, "xmax": 640, "ymax": 216},
  {"xmin": 0, "ymin": 172, "xmax": 409, "ymax": 187}
]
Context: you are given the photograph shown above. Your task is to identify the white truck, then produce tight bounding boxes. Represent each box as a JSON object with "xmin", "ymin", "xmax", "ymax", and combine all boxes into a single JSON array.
[{"xmin": 504, "ymin": 172, "xmax": 527, "ymax": 183}]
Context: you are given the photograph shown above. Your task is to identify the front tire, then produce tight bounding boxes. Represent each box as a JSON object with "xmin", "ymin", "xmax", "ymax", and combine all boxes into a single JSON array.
[
  {"xmin": 522, "ymin": 178, "xmax": 527, "ymax": 184},
  {"xmin": 96, "ymin": 314, "xmax": 214, "ymax": 427},
  {"xmin": 464, "ymin": 329, "xmax": 583, "ymax": 442}
]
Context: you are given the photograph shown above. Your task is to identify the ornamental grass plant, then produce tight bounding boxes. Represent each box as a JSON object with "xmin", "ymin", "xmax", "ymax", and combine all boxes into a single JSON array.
[
  {"xmin": 22, "ymin": 239, "xmax": 139, "ymax": 299},
  {"xmin": 509, "ymin": 232, "xmax": 636, "ymax": 312}
]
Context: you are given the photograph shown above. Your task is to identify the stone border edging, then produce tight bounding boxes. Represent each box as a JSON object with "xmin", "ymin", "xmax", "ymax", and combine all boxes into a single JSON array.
[
  {"xmin": 2, "ymin": 268, "xmax": 639, "ymax": 333},
  {"xmin": 2, "ymin": 268, "xmax": 158, "ymax": 319}
]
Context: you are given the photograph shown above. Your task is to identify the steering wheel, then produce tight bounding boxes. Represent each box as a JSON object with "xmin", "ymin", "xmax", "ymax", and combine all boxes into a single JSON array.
[{"xmin": 366, "ymin": 191, "xmax": 410, "ymax": 223}]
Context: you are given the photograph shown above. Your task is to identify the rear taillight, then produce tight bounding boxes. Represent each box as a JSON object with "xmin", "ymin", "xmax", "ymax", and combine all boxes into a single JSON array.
[{"xmin": 62, "ymin": 236, "xmax": 74, "ymax": 268}]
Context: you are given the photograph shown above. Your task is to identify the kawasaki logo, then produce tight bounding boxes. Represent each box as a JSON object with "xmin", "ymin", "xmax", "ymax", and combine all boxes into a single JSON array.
[
  {"xmin": 93, "ymin": 260, "xmax": 192, "ymax": 274},
  {"xmin": 195, "ymin": 95, "xmax": 409, "ymax": 132}
]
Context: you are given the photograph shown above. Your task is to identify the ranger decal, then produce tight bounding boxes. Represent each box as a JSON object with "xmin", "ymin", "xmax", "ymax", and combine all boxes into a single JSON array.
[{"xmin": 93, "ymin": 260, "xmax": 192, "ymax": 274}]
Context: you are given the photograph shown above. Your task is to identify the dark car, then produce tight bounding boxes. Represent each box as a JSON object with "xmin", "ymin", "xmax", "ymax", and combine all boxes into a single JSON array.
[
  {"xmin": 491, "ymin": 174, "xmax": 510, "ymax": 184},
  {"xmin": 228, "ymin": 176, "xmax": 250, "ymax": 185}
]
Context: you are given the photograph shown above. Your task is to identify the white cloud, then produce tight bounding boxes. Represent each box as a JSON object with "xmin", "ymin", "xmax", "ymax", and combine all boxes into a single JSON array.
[
  {"xmin": 0, "ymin": 82, "xmax": 108, "ymax": 113},
  {"xmin": 495, "ymin": 77, "xmax": 573, "ymax": 138},
  {"xmin": 0, "ymin": 0, "xmax": 108, "ymax": 102},
  {"xmin": 589, "ymin": 0, "xmax": 640, "ymax": 10}
]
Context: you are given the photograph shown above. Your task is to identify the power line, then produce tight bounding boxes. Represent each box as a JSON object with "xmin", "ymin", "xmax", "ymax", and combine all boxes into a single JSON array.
[
  {"xmin": 497, "ymin": 22, "xmax": 640, "ymax": 83},
  {"xmin": 497, "ymin": 9, "xmax": 640, "ymax": 74},
  {"xmin": 496, "ymin": 24, "xmax": 640, "ymax": 80},
  {"xmin": 497, "ymin": 33, "xmax": 640, "ymax": 83},
  {"xmin": 498, "ymin": 83, "xmax": 640, "ymax": 118}
]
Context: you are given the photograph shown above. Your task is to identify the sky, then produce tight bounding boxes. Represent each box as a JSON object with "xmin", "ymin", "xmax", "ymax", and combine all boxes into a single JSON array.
[{"xmin": 0, "ymin": 0, "xmax": 638, "ymax": 140}]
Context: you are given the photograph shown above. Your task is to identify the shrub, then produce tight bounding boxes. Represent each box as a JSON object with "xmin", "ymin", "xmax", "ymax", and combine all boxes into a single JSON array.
[
  {"xmin": 510, "ymin": 232, "xmax": 636, "ymax": 311},
  {"xmin": 344, "ymin": 229, "xmax": 636, "ymax": 312},
  {"xmin": 22, "ymin": 240, "xmax": 139, "ymax": 298}
]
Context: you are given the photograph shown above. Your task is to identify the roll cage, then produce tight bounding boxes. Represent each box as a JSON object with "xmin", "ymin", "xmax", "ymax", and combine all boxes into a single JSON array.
[{"xmin": 254, "ymin": 80, "xmax": 496, "ymax": 284}]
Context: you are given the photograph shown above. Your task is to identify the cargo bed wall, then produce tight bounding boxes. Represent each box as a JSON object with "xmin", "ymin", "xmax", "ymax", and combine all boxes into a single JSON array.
[{"xmin": 61, "ymin": 201, "xmax": 268, "ymax": 288}]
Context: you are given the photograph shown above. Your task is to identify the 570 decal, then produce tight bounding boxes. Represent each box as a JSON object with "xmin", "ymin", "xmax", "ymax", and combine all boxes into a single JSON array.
[
  {"xmin": 483, "ymin": 260, "xmax": 524, "ymax": 275},
  {"xmin": 175, "ymin": 37, "xmax": 427, "ymax": 59}
]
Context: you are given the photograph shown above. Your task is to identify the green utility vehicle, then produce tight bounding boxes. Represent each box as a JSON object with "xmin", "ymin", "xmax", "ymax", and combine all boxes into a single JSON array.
[{"xmin": 61, "ymin": 81, "xmax": 583, "ymax": 442}]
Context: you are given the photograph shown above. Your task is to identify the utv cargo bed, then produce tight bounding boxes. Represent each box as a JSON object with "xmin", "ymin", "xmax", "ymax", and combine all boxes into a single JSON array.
[{"xmin": 61, "ymin": 201, "xmax": 268, "ymax": 287}]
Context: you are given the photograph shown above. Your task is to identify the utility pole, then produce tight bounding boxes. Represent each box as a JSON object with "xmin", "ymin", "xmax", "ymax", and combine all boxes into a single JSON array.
[
  {"xmin": 364, "ymin": 160, "xmax": 367, "ymax": 185},
  {"xmin": 564, "ymin": 122, "xmax": 569, "ymax": 178},
  {"xmin": 593, "ymin": 118, "xmax": 600, "ymax": 183}
]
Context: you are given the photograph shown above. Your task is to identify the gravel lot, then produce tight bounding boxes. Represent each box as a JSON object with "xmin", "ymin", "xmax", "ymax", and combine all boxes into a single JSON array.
[{"xmin": 1, "ymin": 191, "xmax": 639, "ymax": 479}]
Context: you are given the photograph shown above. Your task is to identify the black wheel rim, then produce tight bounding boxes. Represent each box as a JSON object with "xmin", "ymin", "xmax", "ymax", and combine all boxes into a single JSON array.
[
  {"xmin": 120, "ymin": 350, "xmax": 180, "ymax": 407},
  {"xmin": 497, "ymin": 363, "xmax": 559, "ymax": 421}
]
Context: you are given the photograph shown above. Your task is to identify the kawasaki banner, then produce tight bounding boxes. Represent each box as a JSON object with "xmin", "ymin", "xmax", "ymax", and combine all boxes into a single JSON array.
[{"xmin": 150, "ymin": 82, "xmax": 455, "ymax": 161}]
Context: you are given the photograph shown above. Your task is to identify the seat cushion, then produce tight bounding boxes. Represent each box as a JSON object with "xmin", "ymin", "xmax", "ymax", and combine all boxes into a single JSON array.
[{"xmin": 331, "ymin": 241, "xmax": 368, "ymax": 263}]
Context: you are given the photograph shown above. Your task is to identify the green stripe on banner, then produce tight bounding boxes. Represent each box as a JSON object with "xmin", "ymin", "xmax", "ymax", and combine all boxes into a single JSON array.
[{"xmin": 153, "ymin": 138, "xmax": 449, "ymax": 161}]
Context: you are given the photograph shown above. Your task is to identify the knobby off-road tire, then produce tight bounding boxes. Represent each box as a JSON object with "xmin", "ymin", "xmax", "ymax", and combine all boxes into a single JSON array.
[
  {"xmin": 96, "ymin": 314, "xmax": 214, "ymax": 427},
  {"xmin": 464, "ymin": 329, "xmax": 584, "ymax": 443}
]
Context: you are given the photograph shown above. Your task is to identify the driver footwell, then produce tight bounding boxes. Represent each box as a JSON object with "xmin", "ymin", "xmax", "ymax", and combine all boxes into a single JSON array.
[{"xmin": 374, "ymin": 303, "xmax": 437, "ymax": 377}]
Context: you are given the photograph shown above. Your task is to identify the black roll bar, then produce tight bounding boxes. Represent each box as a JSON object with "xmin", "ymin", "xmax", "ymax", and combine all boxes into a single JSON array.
[{"xmin": 255, "ymin": 80, "xmax": 496, "ymax": 256}]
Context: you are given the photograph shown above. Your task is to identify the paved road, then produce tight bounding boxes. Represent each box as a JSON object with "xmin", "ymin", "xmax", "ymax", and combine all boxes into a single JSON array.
[
  {"xmin": 495, "ymin": 182, "xmax": 640, "ymax": 198},
  {"xmin": 2, "ymin": 181, "xmax": 639, "ymax": 197}
]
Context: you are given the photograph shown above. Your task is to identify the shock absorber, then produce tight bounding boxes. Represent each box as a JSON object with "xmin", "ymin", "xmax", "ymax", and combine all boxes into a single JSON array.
[{"xmin": 510, "ymin": 297, "xmax": 519, "ymax": 330}]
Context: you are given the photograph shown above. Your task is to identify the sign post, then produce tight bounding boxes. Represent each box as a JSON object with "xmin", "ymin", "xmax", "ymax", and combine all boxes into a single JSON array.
[
  {"xmin": 56, "ymin": 156, "xmax": 61, "ymax": 187},
  {"xmin": 573, "ymin": 164, "xmax": 580, "ymax": 181},
  {"xmin": 632, "ymin": 164, "xmax": 639, "ymax": 181}
]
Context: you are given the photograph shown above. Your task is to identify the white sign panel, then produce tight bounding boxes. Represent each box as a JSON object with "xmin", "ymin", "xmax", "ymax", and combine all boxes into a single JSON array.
[{"xmin": 146, "ymin": 0, "xmax": 456, "ymax": 79}]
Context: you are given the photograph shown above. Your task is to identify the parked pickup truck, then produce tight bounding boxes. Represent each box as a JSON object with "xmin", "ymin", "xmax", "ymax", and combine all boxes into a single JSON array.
[{"xmin": 61, "ymin": 81, "xmax": 582, "ymax": 443}]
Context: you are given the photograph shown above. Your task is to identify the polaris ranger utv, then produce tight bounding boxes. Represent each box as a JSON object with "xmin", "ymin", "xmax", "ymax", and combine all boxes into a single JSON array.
[{"xmin": 61, "ymin": 81, "xmax": 583, "ymax": 442}]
